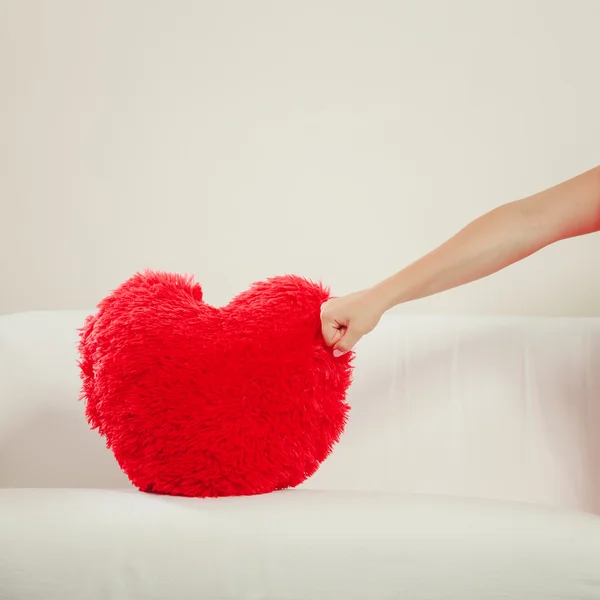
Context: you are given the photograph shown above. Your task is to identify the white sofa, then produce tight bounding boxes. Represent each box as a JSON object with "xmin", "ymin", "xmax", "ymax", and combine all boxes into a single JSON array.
[{"xmin": 2, "ymin": 310, "xmax": 600, "ymax": 600}]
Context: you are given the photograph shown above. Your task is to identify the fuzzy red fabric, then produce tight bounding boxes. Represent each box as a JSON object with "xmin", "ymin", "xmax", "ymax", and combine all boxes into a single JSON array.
[{"xmin": 78, "ymin": 270, "xmax": 353, "ymax": 498}]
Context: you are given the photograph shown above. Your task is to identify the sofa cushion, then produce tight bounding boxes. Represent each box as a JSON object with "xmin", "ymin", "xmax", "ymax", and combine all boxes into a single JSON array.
[{"xmin": 2, "ymin": 487, "xmax": 600, "ymax": 600}]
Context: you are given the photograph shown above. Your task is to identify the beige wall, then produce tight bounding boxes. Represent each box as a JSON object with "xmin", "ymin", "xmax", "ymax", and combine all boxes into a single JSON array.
[{"xmin": 1, "ymin": 0, "xmax": 599, "ymax": 316}]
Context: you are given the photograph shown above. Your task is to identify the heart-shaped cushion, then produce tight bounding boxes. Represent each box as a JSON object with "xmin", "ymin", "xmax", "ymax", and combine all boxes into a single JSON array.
[{"xmin": 78, "ymin": 270, "xmax": 353, "ymax": 497}]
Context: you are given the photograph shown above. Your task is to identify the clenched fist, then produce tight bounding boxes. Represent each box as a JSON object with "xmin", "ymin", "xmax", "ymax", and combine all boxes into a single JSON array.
[{"xmin": 320, "ymin": 289, "xmax": 386, "ymax": 356}]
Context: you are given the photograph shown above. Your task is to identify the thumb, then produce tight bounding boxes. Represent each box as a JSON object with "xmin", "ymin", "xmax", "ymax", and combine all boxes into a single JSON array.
[
  {"xmin": 321, "ymin": 319, "xmax": 344, "ymax": 347},
  {"xmin": 333, "ymin": 327, "xmax": 361, "ymax": 357}
]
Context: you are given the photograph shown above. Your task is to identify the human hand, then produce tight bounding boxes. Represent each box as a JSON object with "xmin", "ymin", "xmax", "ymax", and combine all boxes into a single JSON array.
[{"xmin": 320, "ymin": 288, "xmax": 386, "ymax": 356}]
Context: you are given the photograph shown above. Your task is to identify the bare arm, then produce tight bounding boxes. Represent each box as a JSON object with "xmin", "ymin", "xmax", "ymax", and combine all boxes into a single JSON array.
[
  {"xmin": 374, "ymin": 165, "xmax": 600, "ymax": 310},
  {"xmin": 321, "ymin": 165, "xmax": 600, "ymax": 355}
]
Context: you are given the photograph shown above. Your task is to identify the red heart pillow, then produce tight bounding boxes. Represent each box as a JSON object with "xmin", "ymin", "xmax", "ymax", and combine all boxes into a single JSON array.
[{"xmin": 78, "ymin": 270, "xmax": 353, "ymax": 497}]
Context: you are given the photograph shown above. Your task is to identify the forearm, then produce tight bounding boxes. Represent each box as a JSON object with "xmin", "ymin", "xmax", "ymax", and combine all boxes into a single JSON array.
[{"xmin": 373, "ymin": 165, "xmax": 600, "ymax": 310}]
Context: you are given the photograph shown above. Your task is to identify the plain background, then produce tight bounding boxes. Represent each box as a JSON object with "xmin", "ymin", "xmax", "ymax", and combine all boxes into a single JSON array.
[{"xmin": 1, "ymin": 0, "xmax": 599, "ymax": 316}]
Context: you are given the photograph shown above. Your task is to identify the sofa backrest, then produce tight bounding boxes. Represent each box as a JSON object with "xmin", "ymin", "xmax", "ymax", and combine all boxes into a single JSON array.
[
  {"xmin": 1, "ymin": 310, "xmax": 599, "ymax": 512},
  {"xmin": 303, "ymin": 314, "xmax": 600, "ymax": 515},
  {"xmin": 0, "ymin": 311, "xmax": 129, "ymax": 489}
]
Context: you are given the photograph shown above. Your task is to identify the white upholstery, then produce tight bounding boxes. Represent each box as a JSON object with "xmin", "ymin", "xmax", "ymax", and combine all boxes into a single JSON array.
[
  {"xmin": 4, "ymin": 487, "xmax": 600, "ymax": 600},
  {"xmin": 1, "ymin": 310, "xmax": 600, "ymax": 599}
]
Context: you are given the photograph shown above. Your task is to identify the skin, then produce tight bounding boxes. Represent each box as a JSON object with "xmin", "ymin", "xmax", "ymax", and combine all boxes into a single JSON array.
[{"xmin": 321, "ymin": 165, "xmax": 600, "ymax": 356}]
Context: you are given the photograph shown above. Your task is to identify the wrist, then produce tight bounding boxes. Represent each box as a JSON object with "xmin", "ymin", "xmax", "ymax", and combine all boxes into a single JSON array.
[
  {"xmin": 368, "ymin": 277, "xmax": 404, "ymax": 314},
  {"xmin": 370, "ymin": 265, "xmax": 425, "ymax": 312}
]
